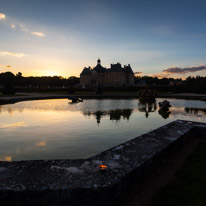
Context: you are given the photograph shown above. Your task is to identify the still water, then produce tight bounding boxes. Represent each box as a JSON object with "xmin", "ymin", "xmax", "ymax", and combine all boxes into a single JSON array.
[{"xmin": 0, "ymin": 98, "xmax": 205, "ymax": 161}]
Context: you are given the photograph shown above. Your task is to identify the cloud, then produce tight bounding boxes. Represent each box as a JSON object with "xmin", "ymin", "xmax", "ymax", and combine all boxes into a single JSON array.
[
  {"xmin": 36, "ymin": 141, "xmax": 47, "ymax": 147},
  {"xmin": 151, "ymin": 73, "xmax": 170, "ymax": 78},
  {"xmin": 153, "ymin": 25, "xmax": 176, "ymax": 36},
  {"xmin": 19, "ymin": 24, "xmax": 29, "ymax": 32},
  {"xmin": 11, "ymin": 24, "xmax": 15, "ymax": 29},
  {"xmin": 0, "ymin": 14, "xmax": 45, "ymax": 37},
  {"xmin": 19, "ymin": 24, "xmax": 45, "ymax": 37},
  {"xmin": 0, "ymin": 156, "xmax": 11, "ymax": 162},
  {"xmin": 134, "ymin": 71, "xmax": 143, "ymax": 76},
  {"xmin": 134, "ymin": 72, "xmax": 142, "ymax": 75},
  {"xmin": 0, "ymin": 65, "xmax": 12, "ymax": 69},
  {"xmin": 0, "ymin": 51, "xmax": 25, "ymax": 57},
  {"xmin": 0, "ymin": 13, "xmax": 6, "ymax": 20},
  {"xmin": 134, "ymin": 71, "xmax": 171, "ymax": 79},
  {"xmin": 163, "ymin": 65, "xmax": 206, "ymax": 74},
  {"xmin": 31, "ymin": 31, "xmax": 45, "ymax": 37}
]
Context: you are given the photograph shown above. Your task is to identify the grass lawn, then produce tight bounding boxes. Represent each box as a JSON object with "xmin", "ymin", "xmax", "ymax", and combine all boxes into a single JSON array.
[
  {"xmin": 0, "ymin": 94, "xmax": 24, "ymax": 97},
  {"xmin": 35, "ymin": 91, "xmax": 139, "ymax": 95},
  {"xmin": 151, "ymin": 142, "xmax": 206, "ymax": 206},
  {"xmin": 75, "ymin": 92, "xmax": 138, "ymax": 95}
]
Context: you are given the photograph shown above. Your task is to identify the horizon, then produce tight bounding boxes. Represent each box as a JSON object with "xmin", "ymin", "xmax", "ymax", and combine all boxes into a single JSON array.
[
  {"xmin": 1, "ymin": 69, "xmax": 203, "ymax": 80},
  {"xmin": 1, "ymin": 0, "xmax": 206, "ymax": 79}
]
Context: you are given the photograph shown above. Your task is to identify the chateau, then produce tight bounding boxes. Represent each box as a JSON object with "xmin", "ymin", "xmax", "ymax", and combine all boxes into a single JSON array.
[{"xmin": 80, "ymin": 59, "xmax": 134, "ymax": 87}]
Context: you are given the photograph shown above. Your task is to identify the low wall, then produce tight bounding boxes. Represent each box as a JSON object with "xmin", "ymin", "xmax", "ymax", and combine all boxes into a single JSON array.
[{"xmin": 0, "ymin": 120, "xmax": 206, "ymax": 205}]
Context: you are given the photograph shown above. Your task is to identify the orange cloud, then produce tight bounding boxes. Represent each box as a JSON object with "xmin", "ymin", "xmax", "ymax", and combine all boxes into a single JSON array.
[
  {"xmin": 31, "ymin": 32, "xmax": 45, "ymax": 37},
  {"xmin": 0, "ymin": 156, "xmax": 12, "ymax": 162},
  {"xmin": 5, "ymin": 65, "xmax": 12, "ymax": 68},
  {"xmin": 150, "ymin": 72, "xmax": 170, "ymax": 78},
  {"xmin": 0, "ymin": 13, "xmax": 6, "ymax": 20},
  {"xmin": 0, "ymin": 51, "xmax": 25, "ymax": 57},
  {"xmin": 36, "ymin": 141, "xmax": 47, "ymax": 147},
  {"xmin": 134, "ymin": 71, "xmax": 142, "ymax": 76}
]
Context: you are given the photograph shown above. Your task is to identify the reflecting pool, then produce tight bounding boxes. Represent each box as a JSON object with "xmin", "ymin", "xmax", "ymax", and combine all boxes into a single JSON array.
[{"xmin": 0, "ymin": 98, "xmax": 205, "ymax": 161}]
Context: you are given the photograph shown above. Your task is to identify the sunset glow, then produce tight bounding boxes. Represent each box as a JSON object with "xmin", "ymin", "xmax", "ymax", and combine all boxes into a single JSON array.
[{"xmin": 0, "ymin": 0, "xmax": 206, "ymax": 78}]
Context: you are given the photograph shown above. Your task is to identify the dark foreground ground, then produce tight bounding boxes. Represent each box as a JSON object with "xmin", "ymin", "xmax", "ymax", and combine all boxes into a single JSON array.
[
  {"xmin": 151, "ymin": 142, "xmax": 206, "ymax": 206},
  {"xmin": 126, "ymin": 139, "xmax": 206, "ymax": 206}
]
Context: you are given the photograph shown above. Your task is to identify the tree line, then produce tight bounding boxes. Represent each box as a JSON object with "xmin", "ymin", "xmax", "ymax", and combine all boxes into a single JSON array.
[
  {"xmin": 0, "ymin": 72, "xmax": 80, "ymax": 87},
  {"xmin": 0, "ymin": 72, "xmax": 206, "ymax": 94}
]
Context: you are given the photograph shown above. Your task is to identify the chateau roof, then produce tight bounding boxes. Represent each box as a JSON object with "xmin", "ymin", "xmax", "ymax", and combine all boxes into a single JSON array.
[
  {"xmin": 80, "ymin": 67, "xmax": 91, "ymax": 76},
  {"xmin": 93, "ymin": 64, "xmax": 106, "ymax": 73},
  {"xmin": 124, "ymin": 65, "xmax": 134, "ymax": 74},
  {"xmin": 108, "ymin": 63, "xmax": 124, "ymax": 73}
]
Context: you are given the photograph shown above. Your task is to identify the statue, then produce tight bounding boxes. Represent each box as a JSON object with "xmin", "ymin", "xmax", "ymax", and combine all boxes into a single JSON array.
[{"xmin": 138, "ymin": 88, "xmax": 157, "ymax": 103}]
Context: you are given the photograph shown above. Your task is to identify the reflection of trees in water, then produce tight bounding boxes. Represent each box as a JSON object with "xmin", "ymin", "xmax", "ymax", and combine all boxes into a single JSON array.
[
  {"xmin": 138, "ymin": 102, "xmax": 157, "ymax": 118},
  {"xmin": 83, "ymin": 109, "xmax": 133, "ymax": 124},
  {"xmin": 0, "ymin": 106, "xmax": 24, "ymax": 114},
  {"xmin": 185, "ymin": 108, "xmax": 206, "ymax": 115}
]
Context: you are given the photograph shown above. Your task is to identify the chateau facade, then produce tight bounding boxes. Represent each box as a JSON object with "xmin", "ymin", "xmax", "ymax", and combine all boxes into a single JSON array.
[{"xmin": 80, "ymin": 59, "xmax": 134, "ymax": 87}]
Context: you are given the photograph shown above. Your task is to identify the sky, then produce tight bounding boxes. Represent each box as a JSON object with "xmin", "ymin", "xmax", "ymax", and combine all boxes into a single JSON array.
[{"xmin": 0, "ymin": 0, "xmax": 206, "ymax": 78}]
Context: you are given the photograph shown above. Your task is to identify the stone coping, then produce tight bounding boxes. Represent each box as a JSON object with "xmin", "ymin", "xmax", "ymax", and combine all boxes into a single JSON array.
[{"xmin": 0, "ymin": 120, "xmax": 206, "ymax": 205}]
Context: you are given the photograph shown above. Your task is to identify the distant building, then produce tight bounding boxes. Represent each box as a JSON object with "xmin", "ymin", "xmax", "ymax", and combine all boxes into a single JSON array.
[{"xmin": 80, "ymin": 59, "xmax": 134, "ymax": 87}]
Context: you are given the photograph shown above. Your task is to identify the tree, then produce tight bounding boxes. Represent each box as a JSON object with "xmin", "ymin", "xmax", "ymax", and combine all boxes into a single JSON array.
[{"xmin": 16, "ymin": 72, "xmax": 22, "ymax": 77}]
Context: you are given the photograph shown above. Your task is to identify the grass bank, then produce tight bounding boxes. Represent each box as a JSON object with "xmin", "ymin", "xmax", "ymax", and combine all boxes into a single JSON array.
[{"xmin": 151, "ymin": 142, "xmax": 206, "ymax": 206}]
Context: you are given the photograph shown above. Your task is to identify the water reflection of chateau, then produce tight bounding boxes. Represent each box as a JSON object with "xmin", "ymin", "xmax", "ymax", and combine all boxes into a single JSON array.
[
  {"xmin": 83, "ymin": 109, "xmax": 133, "ymax": 124},
  {"xmin": 83, "ymin": 102, "xmax": 174, "ymax": 124}
]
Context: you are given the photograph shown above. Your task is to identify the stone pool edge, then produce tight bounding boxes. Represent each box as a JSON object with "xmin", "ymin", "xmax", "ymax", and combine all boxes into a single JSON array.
[{"xmin": 0, "ymin": 120, "xmax": 206, "ymax": 205}]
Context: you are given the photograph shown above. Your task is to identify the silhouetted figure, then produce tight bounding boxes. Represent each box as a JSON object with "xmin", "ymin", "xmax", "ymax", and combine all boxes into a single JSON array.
[{"xmin": 2, "ymin": 84, "xmax": 15, "ymax": 95}]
